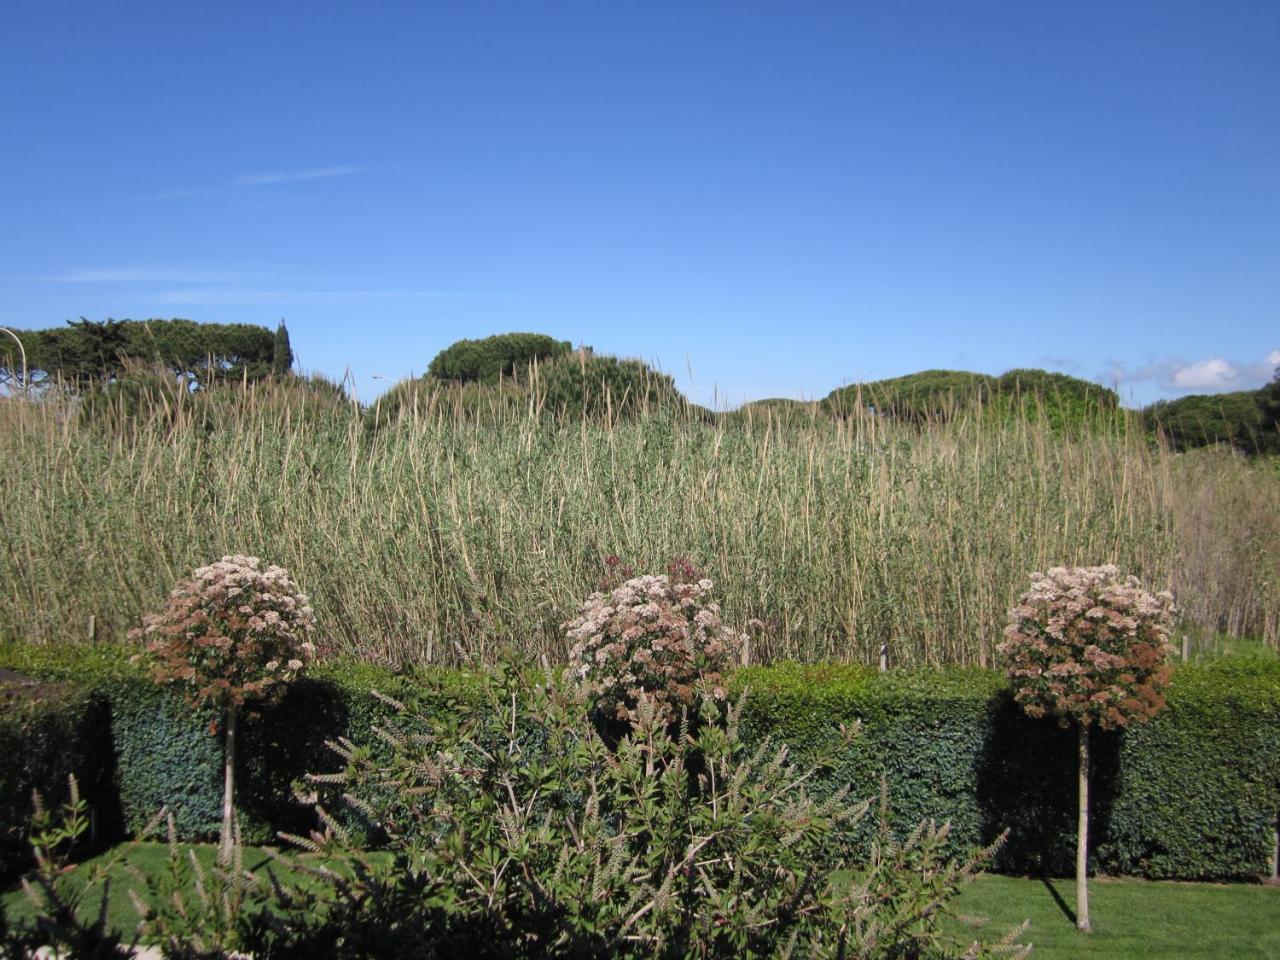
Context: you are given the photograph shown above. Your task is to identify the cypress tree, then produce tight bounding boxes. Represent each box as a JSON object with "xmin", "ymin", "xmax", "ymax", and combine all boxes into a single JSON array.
[{"xmin": 273, "ymin": 319, "xmax": 294, "ymax": 376}]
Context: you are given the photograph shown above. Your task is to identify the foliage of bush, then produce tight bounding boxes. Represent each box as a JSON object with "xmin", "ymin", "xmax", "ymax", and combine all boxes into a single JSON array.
[
  {"xmin": 1259, "ymin": 367, "xmax": 1280, "ymax": 432},
  {"xmin": 260, "ymin": 667, "xmax": 1021, "ymax": 959},
  {"xmin": 0, "ymin": 682, "xmax": 114, "ymax": 878},
  {"xmin": 0, "ymin": 643, "xmax": 479, "ymax": 846},
  {"xmin": 133, "ymin": 554, "xmax": 318, "ymax": 859},
  {"xmin": 565, "ymin": 565, "xmax": 743, "ymax": 722},
  {"xmin": 1001, "ymin": 565, "xmax": 1174, "ymax": 729},
  {"xmin": 0, "ymin": 318, "xmax": 277, "ymax": 391},
  {"xmin": 738, "ymin": 658, "xmax": 1280, "ymax": 880},
  {"xmin": 0, "ymin": 777, "xmax": 141, "ymax": 958},
  {"xmin": 427, "ymin": 331, "xmax": 572, "ymax": 384},
  {"xmin": 1143, "ymin": 390, "xmax": 1274, "ymax": 453},
  {"xmin": 823, "ymin": 370, "xmax": 996, "ymax": 421},
  {"xmin": 3, "ymin": 642, "xmax": 1277, "ymax": 882},
  {"xmin": 823, "ymin": 368, "xmax": 1121, "ymax": 432},
  {"xmin": 77, "ymin": 363, "xmax": 196, "ymax": 431},
  {"xmin": 133, "ymin": 555, "xmax": 317, "ymax": 715},
  {"xmin": 362, "ymin": 374, "xmax": 529, "ymax": 430},
  {"xmin": 538, "ymin": 352, "xmax": 686, "ymax": 419},
  {"xmin": 1000, "ymin": 565, "xmax": 1176, "ymax": 931}
]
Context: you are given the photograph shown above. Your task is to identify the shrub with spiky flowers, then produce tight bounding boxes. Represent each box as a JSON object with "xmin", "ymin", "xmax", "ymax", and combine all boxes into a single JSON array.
[
  {"xmin": 564, "ymin": 566, "xmax": 744, "ymax": 723},
  {"xmin": 259, "ymin": 668, "xmax": 1026, "ymax": 959},
  {"xmin": 999, "ymin": 564, "xmax": 1174, "ymax": 933},
  {"xmin": 131, "ymin": 555, "xmax": 316, "ymax": 862}
]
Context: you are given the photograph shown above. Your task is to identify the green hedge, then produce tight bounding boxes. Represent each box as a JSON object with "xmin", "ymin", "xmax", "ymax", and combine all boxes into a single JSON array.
[
  {"xmin": 0, "ymin": 677, "xmax": 115, "ymax": 876},
  {"xmin": 3, "ymin": 644, "xmax": 1277, "ymax": 881},
  {"xmin": 735, "ymin": 659, "xmax": 1280, "ymax": 880},
  {"xmin": 0, "ymin": 645, "xmax": 479, "ymax": 846}
]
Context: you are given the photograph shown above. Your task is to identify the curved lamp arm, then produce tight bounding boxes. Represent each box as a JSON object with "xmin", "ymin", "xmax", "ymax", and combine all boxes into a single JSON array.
[{"xmin": 0, "ymin": 327, "xmax": 29, "ymax": 395}]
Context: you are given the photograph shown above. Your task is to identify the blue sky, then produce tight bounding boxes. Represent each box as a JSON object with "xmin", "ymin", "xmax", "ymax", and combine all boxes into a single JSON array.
[{"xmin": 2, "ymin": 1, "xmax": 1276, "ymax": 408}]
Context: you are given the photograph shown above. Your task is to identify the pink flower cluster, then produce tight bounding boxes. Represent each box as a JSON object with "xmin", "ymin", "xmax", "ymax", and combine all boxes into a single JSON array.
[
  {"xmin": 131, "ymin": 555, "xmax": 317, "ymax": 713},
  {"xmin": 999, "ymin": 565, "xmax": 1174, "ymax": 730},
  {"xmin": 564, "ymin": 573, "xmax": 744, "ymax": 722}
]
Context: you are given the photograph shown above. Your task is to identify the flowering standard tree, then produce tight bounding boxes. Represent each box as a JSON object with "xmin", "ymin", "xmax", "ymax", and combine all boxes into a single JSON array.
[
  {"xmin": 1000, "ymin": 565, "xmax": 1174, "ymax": 933},
  {"xmin": 564, "ymin": 561, "xmax": 744, "ymax": 725},
  {"xmin": 132, "ymin": 555, "xmax": 316, "ymax": 862}
]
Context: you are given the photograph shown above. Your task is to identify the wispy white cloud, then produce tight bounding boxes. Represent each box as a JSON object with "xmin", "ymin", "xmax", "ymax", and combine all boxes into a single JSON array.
[
  {"xmin": 229, "ymin": 166, "xmax": 372, "ymax": 188},
  {"xmin": 43, "ymin": 262, "xmax": 510, "ymax": 307},
  {"xmin": 146, "ymin": 287, "xmax": 513, "ymax": 307},
  {"xmin": 48, "ymin": 265, "xmax": 291, "ymax": 285},
  {"xmin": 1102, "ymin": 348, "xmax": 1280, "ymax": 395},
  {"xmin": 142, "ymin": 165, "xmax": 372, "ymax": 200},
  {"xmin": 1172, "ymin": 358, "xmax": 1239, "ymax": 391}
]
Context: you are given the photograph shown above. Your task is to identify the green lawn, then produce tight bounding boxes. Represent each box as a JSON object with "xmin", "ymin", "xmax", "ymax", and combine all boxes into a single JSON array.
[
  {"xmin": 952, "ymin": 874, "xmax": 1280, "ymax": 959},
  {"xmin": 5, "ymin": 845, "xmax": 1278, "ymax": 958},
  {"xmin": 1, "ymin": 842, "xmax": 289, "ymax": 942}
]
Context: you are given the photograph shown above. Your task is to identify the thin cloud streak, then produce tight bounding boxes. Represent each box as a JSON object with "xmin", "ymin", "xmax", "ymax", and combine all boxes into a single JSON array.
[
  {"xmin": 49, "ymin": 266, "xmax": 300, "ymax": 285},
  {"xmin": 230, "ymin": 165, "xmax": 372, "ymax": 187},
  {"xmin": 142, "ymin": 165, "xmax": 372, "ymax": 200},
  {"xmin": 145, "ymin": 287, "xmax": 515, "ymax": 306}
]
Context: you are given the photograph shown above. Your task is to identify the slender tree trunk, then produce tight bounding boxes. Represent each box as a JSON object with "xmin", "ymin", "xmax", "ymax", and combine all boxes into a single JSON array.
[
  {"xmin": 220, "ymin": 706, "xmax": 237, "ymax": 865},
  {"xmin": 1077, "ymin": 722, "xmax": 1091, "ymax": 932}
]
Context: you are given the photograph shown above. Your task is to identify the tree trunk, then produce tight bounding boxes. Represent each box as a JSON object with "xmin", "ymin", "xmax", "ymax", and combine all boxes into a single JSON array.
[
  {"xmin": 220, "ymin": 706, "xmax": 237, "ymax": 866},
  {"xmin": 1077, "ymin": 722, "xmax": 1092, "ymax": 932}
]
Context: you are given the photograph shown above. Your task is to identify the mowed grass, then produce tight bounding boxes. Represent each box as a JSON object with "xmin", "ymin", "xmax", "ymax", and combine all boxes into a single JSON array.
[
  {"xmin": 952, "ymin": 874, "xmax": 1280, "ymax": 959},
  {"xmin": 1, "ymin": 842, "xmax": 290, "ymax": 940},
  {"xmin": 5, "ymin": 844, "xmax": 1278, "ymax": 957}
]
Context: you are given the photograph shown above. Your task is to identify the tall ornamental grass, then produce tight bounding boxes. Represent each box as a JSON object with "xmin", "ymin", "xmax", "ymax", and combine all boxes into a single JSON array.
[{"xmin": 0, "ymin": 386, "xmax": 1275, "ymax": 666}]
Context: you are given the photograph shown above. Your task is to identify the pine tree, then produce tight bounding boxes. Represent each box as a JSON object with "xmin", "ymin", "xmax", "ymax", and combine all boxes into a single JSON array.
[{"xmin": 272, "ymin": 319, "xmax": 294, "ymax": 376}]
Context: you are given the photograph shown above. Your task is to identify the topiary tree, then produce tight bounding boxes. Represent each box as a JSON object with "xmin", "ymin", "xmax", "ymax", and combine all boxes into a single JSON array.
[
  {"xmin": 1000, "ymin": 565, "xmax": 1174, "ymax": 932},
  {"xmin": 131, "ymin": 555, "xmax": 316, "ymax": 862},
  {"xmin": 564, "ymin": 560, "xmax": 743, "ymax": 724}
]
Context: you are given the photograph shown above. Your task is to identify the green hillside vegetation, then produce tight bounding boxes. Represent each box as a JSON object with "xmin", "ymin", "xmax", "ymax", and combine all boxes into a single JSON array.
[
  {"xmin": 426, "ymin": 331, "xmax": 572, "ymax": 384},
  {"xmin": 78, "ymin": 365, "xmax": 349, "ymax": 434},
  {"xmin": 369, "ymin": 347, "xmax": 690, "ymax": 429},
  {"xmin": 824, "ymin": 369, "xmax": 995, "ymax": 420},
  {"xmin": 822, "ymin": 367, "xmax": 1122, "ymax": 432},
  {"xmin": 1143, "ymin": 390, "xmax": 1273, "ymax": 454}
]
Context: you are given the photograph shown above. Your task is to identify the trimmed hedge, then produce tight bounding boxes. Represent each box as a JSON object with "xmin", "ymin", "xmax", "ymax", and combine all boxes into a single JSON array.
[
  {"xmin": 735, "ymin": 659, "xmax": 1280, "ymax": 880},
  {"xmin": 3, "ymin": 644, "xmax": 1277, "ymax": 881},
  {"xmin": 0, "ymin": 677, "xmax": 115, "ymax": 876},
  {"xmin": 0, "ymin": 644, "xmax": 479, "ymax": 846}
]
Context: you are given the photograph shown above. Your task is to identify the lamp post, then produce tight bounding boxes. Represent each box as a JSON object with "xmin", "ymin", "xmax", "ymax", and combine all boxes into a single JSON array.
[{"xmin": 0, "ymin": 327, "xmax": 28, "ymax": 397}]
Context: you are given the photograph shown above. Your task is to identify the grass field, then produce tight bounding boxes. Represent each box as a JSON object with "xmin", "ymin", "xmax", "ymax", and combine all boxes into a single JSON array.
[
  {"xmin": 1, "ymin": 391, "xmax": 1276, "ymax": 668},
  {"xmin": 6, "ymin": 844, "xmax": 1277, "ymax": 957},
  {"xmin": 953, "ymin": 875, "xmax": 1280, "ymax": 959}
]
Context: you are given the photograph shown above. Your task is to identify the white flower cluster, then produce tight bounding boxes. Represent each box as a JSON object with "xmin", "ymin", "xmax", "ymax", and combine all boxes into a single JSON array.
[
  {"xmin": 134, "ymin": 554, "xmax": 317, "ymax": 710},
  {"xmin": 564, "ymin": 573, "xmax": 743, "ymax": 722}
]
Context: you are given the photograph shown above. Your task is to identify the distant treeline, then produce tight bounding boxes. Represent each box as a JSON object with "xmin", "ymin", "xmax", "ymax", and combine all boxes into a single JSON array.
[
  {"xmin": 0, "ymin": 318, "xmax": 293, "ymax": 389},
  {"xmin": 3, "ymin": 321, "xmax": 1278, "ymax": 453}
]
